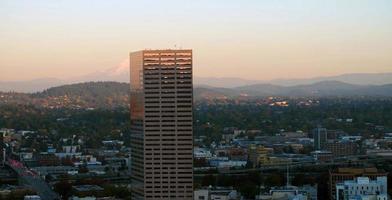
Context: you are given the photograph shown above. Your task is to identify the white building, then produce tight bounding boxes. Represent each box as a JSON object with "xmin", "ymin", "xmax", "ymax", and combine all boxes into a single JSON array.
[
  {"xmin": 32, "ymin": 166, "xmax": 78, "ymax": 176},
  {"xmin": 336, "ymin": 177, "xmax": 388, "ymax": 200},
  {"xmin": 194, "ymin": 147, "xmax": 212, "ymax": 159},
  {"xmin": 340, "ymin": 136, "xmax": 362, "ymax": 142},
  {"xmin": 194, "ymin": 187, "xmax": 240, "ymax": 200},
  {"xmin": 24, "ymin": 195, "xmax": 41, "ymax": 200},
  {"xmin": 256, "ymin": 185, "xmax": 317, "ymax": 200}
]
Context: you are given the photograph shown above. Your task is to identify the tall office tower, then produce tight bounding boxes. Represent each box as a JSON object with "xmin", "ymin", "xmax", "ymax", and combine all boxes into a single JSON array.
[
  {"xmin": 0, "ymin": 132, "xmax": 4, "ymax": 166},
  {"xmin": 130, "ymin": 49, "xmax": 193, "ymax": 200},
  {"xmin": 312, "ymin": 127, "xmax": 328, "ymax": 150}
]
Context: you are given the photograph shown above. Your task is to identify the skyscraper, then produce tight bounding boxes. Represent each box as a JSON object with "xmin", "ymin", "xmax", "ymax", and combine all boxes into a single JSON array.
[
  {"xmin": 129, "ymin": 49, "xmax": 193, "ymax": 200},
  {"xmin": 312, "ymin": 127, "xmax": 327, "ymax": 150}
]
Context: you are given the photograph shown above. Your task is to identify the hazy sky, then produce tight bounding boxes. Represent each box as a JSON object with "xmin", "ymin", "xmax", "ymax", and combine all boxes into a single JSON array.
[{"xmin": 1, "ymin": 0, "xmax": 392, "ymax": 81}]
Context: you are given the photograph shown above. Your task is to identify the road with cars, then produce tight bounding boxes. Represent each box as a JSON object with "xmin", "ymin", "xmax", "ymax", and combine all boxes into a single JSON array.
[{"xmin": 7, "ymin": 159, "xmax": 60, "ymax": 200}]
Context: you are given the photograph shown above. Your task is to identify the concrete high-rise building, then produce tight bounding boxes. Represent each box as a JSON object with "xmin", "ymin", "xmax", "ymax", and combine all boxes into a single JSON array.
[
  {"xmin": 129, "ymin": 49, "xmax": 193, "ymax": 200},
  {"xmin": 0, "ymin": 132, "xmax": 4, "ymax": 166},
  {"xmin": 312, "ymin": 127, "xmax": 328, "ymax": 150}
]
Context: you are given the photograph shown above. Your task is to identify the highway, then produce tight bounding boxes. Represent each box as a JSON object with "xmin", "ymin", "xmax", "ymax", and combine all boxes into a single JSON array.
[{"xmin": 7, "ymin": 159, "xmax": 60, "ymax": 200}]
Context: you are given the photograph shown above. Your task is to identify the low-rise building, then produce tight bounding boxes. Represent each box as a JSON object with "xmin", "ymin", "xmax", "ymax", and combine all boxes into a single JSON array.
[
  {"xmin": 340, "ymin": 136, "xmax": 362, "ymax": 142},
  {"xmin": 194, "ymin": 187, "xmax": 240, "ymax": 200},
  {"xmin": 336, "ymin": 177, "xmax": 388, "ymax": 200},
  {"xmin": 72, "ymin": 185, "xmax": 104, "ymax": 198},
  {"xmin": 32, "ymin": 166, "xmax": 78, "ymax": 176},
  {"xmin": 248, "ymin": 145, "xmax": 270, "ymax": 167},
  {"xmin": 256, "ymin": 185, "xmax": 317, "ymax": 200},
  {"xmin": 367, "ymin": 149, "xmax": 392, "ymax": 159},
  {"xmin": 209, "ymin": 160, "xmax": 247, "ymax": 168},
  {"xmin": 311, "ymin": 151, "xmax": 333, "ymax": 162},
  {"xmin": 24, "ymin": 195, "xmax": 41, "ymax": 200},
  {"xmin": 329, "ymin": 168, "xmax": 388, "ymax": 200},
  {"xmin": 325, "ymin": 141, "xmax": 358, "ymax": 157},
  {"xmin": 194, "ymin": 147, "xmax": 212, "ymax": 159}
]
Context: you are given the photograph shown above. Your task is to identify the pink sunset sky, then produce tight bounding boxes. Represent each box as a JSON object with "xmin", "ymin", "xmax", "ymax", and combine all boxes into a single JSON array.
[{"xmin": 1, "ymin": 0, "xmax": 392, "ymax": 81}]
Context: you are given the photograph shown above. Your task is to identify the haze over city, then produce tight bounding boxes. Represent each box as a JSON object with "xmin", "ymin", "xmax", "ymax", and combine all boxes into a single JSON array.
[
  {"xmin": 2, "ymin": 1, "xmax": 392, "ymax": 200},
  {"xmin": 1, "ymin": 0, "xmax": 392, "ymax": 82}
]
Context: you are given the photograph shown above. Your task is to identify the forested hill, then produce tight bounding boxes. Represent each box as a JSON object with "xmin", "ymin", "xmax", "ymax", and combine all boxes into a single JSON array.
[
  {"xmin": 0, "ymin": 82, "xmax": 130, "ymax": 109},
  {"xmin": 1, "ymin": 81, "xmax": 392, "ymax": 109},
  {"xmin": 35, "ymin": 82, "xmax": 129, "ymax": 98}
]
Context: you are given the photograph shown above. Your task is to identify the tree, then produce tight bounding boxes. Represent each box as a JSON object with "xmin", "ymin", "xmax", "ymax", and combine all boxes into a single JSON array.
[
  {"xmin": 264, "ymin": 173, "xmax": 284, "ymax": 188},
  {"xmin": 78, "ymin": 164, "xmax": 89, "ymax": 173},
  {"xmin": 104, "ymin": 184, "xmax": 131, "ymax": 200},
  {"xmin": 201, "ymin": 174, "xmax": 215, "ymax": 186},
  {"xmin": 54, "ymin": 180, "xmax": 72, "ymax": 199}
]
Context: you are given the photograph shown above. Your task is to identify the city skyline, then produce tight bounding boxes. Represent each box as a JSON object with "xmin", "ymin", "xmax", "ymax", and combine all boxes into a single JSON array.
[
  {"xmin": 1, "ymin": 0, "xmax": 392, "ymax": 81},
  {"xmin": 1, "ymin": 2, "xmax": 392, "ymax": 200}
]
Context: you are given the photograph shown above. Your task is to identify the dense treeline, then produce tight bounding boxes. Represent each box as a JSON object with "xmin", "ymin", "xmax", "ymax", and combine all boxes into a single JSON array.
[
  {"xmin": 195, "ymin": 98, "xmax": 392, "ymax": 142},
  {"xmin": 1, "ymin": 98, "xmax": 392, "ymax": 148},
  {"xmin": 0, "ymin": 104, "xmax": 130, "ymax": 149}
]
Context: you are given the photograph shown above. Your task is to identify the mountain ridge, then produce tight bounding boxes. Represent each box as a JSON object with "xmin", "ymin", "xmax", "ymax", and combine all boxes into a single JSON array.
[
  {"xmin": 1, "ymin": 81, "xmax": 392, "ymax": 109},
  {"xmin": 1, "ymin": 72, "xmax": 392, "ymax": 93}
]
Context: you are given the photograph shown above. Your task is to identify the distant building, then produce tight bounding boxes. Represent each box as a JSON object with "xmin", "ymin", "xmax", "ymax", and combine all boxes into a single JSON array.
[
  {"xmin": 208, "ymin": 159, "xmax": 247, "ymax": 168},
  {"xmin": 367, "ymin": 149, "xmax": 392, "ymax": 159},
  {"xmin": 256, "ymin": 185, "xmax": 317, "ymax": 200},
  {"xmin": 72, "ymin": 185, "xmax": 104, "ymax": 198},
  {"xmin": 24, "ymin": 195, "xmax": 41, "ymax": 200},
  {"xmin": 0, "ymin": 185, "xmax": 35, "ymax": 199},
  {"xmin": 194, "ymin": 187, "xmax": 240, "ymax": 200},
  {"xmin": 233, "ymin": 130, "xmax": 246, "ymax": 137},
  {"xmin": 34, "ymin": 153, "xmax": 61, "ymax": 167},
  {"xmin": 223, "ymin": 127, "xmax": 238, "ymax": 134},
  {"xmin": 312, "ymin": 127, "xmax": 327, "ymax": 150},
  {"xmin": 324, "ymin": 141, "xmax": 358, "ymax": 157},
  {"xmin": 248, "ymin": 145, "xmax": 270, "ymax": 167},
  {"xmin": 336, "ymin": 177, "xmax": 388, "ymax": 200},
  {"xmin": 0, "ymin": 131, "xmax": 4, "ymax": 166},
  {"xmin": 227, "ymin": 147, "xmax": 247, "ymax": 161},
  {"xmin": 281, "ymin": 131, "xmax": 307, "ymax": 138},
  {"xmin": 62, "ymin": 145, "xmax": 79, "ymax": 153},
  {"xmin": 327, "ymin": 130, "xmax": 346, "ymax": 140},
  {"xmin": 311, "ymin": 151, "xmax": 333, "ymax": 162},
  {"xmin": 194, "ymin": 147, "xmax": 212, "ymax": 159},
  {"xmin": 32, "ymin": 166, "xmax": 78, "ymax": 176},
  {"xmin": 341, "ymin": 136, "xmax": 362, "ymax": 142},
  {"xmin": 329, "ymin": 168, "xmax": 388, "ymax": 200},
  {"xmin": 222, "ymin": 134, "xmax": 235, "ymax": 144}
]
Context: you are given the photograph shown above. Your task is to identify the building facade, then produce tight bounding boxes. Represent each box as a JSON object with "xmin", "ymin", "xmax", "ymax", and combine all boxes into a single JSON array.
[
  {"xmin": 325, "ymin": 141, "xmax": 358, "ymax": 157},
  {"xmin": 336, "ymin": 177, "xmax": 388, "ymax": 200},
  {"xmin": 130, "ymin": 49, "xmax": 193, "ymax": 199},
  {"xmin": 194, "ymin": 187, "xmax": 240, "ymax": 200},
  {"xmin": 312, "ymin": 127, "xmax": 328, "ymax": 150},
  {"xmin": 329, "ymin": 168, "xmax": 388, "ymax": 200},
  {"xmin": 0, "ymin": 132, "xmax": 4, "ymax": 166}
]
